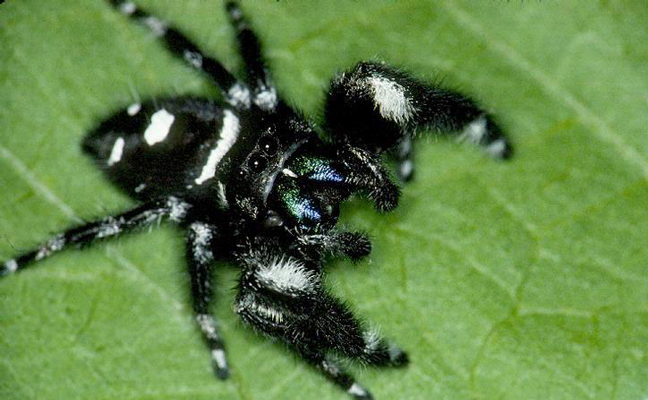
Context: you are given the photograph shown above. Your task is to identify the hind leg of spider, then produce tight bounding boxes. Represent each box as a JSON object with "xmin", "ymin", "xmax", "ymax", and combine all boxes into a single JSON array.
[
  {"xmin": 186, "ymin": 221, "xmax": 229, "ymax": 379},
  {"xmin": 1, "ymin": 196, "xmax": 190, "ymax": 277}
]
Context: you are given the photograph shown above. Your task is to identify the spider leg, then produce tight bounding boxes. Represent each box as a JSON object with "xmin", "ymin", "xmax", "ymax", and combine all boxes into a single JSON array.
[
  {"xmin": 235, "ymin": 250, "xmax": 407, "ymax": 398},
  {"xmin": 325, "ymin": 61, "xmax": 513, "ymax": 181},
  {"xmin": 291, "ymin": 230, "xmax": 372, "ymax": 262},
  {"xmin": 107, "ymin": 1, "xmax": 241, "ymax": 101},
  {"xmin": 225, "ymin": 2, "xmax": 273, "ymax": 93},
  {"xmin": 300, "ymin": 352, "xmax": 374, "ymax": 400},
  {"xmin": 186, "ymin": 221, "xmax": 229, "ymax": 379},
  {"xmin": 1, "ymin": 196, "xmax": 190, "ymax": 277}
]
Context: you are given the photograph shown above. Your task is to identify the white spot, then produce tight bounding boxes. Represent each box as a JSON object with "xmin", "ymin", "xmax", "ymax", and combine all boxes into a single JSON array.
[
  {"xmin": 127, "ymin": 103, "xmax": 141, "ymax": 116},
  {"xmin": 144, "ymin": 109, "xmax": 174, "ymax": 146},
  {"xmin": 253, "ymin": 86, "xmax": 278, "ymax": 110},
  {"xmin": 227, "ymin": 83, "xmax": 251, "ymax": 108},
  {"xmin": 256, "ymin": 257, "xmax": 317, "ymax": 293},
  {"xmin": 229, "ymin": 6, "xmax": 242, "ymax": 20},
  {"xmin": 363, "ymin": 329, "xmax": 381, "ymax": 353},
  {"xmin": 167, "ymin": 196, "xmax": 190, "ymax": 222},
  {"xmin": 184, "ymin": 50, "xmax": 203, "ymax": 68},
  {"xmin": 96, "ymin": 218, "xmax": 122, "ymax": 239},
  {"xmin": 4, "ymin": 259, "xmax": 18, "ymax": 274},
  {"xmin": 388, "ymin": 344, "xmax": 404, "ymax": 362},
  {"xmin": 196, "ymin": 314, "xmax": 220, "ymax": 340},
  {"xmin": 236, "ymin": 293, "xmax": 285, "ymax": 323},
  {"xmin": 485, "ymin": 138, "xmax": 507, "ymax": 158},
  {"xmin": 107, "ymin": 137, "xmax": 125, "ymax": 166},
  {"xmin": 35, "ymin": 234, "xmax": 65, "ymax": 260},
  {"xmin": 195, "ymin": 110, "xmax": 240, "ymax": 185},
  {"xmin": 212, "ymin": 349, "xmax": 228, "ymax": 370},
  {"xmin": 347, "ymin": 383, "xmax": 369, "ymax": 398},
  {"xmin": 367, "ymin": 76, "xmax": 415, "ymax": 124},
  {"xmin": 459, "ymin": 116, "xmax": 487, "ymax": 144},
  {"xmin": 139, "ymin": 210, "xmax": 162, "ymax": 225},
  {"xmin": 119, "ymin": 1, "xmax": 136, "ymax": 15},
  {"xmin": 217, "ymin": 181, "xmax": 228, "ymax": 208},
  {"xmin": 143, "ymin": 16, "xmax": 167, "ymax": 36},
  {"xmin": 282, "ymin": 168, "xmax": 298, "ymax": 178},
  {"xmin": 190, "ymin": 222, "xmax": 214, "ymax": 263},
  {"xmin": 254, "ymin": 301, "xmax": 284, "ymax": 323},
  {"xmin": 398, "ymin": 160, "xmax": 413, "ymax": 179},
  {"xmin": 134, "ymin": 183, "xmax": 147, "ymax": 193}
]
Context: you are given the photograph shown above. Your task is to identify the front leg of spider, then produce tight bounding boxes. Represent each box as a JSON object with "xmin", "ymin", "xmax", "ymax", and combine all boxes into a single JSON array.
[
  {"xmin": 325, "ymin": 61, "xmax": 513, "ymax": 181},
  {"xmin": 235, "ymin": 249, "xmax": 407, "ymax": 400}
]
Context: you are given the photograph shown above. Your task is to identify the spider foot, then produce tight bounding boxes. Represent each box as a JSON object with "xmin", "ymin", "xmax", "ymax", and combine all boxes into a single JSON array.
[
  {"xmin": 386, "ymin": 345, "xmax": 409, "ymax": 367},
  {"xmin": 369, "ymin": 182, "xmax": 400, "ymax": 212},
  {"xmin": 336, "ymin": 231, "xmax": 372, "ymax": 261},
  {"xmin": 211, "ymin": 349, "xmax": 230, "ymax": 380}
]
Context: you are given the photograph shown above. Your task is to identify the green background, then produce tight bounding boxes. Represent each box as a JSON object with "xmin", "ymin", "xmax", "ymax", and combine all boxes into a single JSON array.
[{"xmin": 1, "ymin": 1, "xmax": 647, "ymax": 399}]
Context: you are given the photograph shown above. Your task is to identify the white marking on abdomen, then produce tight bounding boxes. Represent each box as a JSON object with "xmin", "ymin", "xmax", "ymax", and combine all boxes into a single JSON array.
[
  {"xmin": 194, "ymin": 110, "xmax": 240, "ymax": 185},
  {"xmin": 367, "ymin": 76, "xmax": 415, "ymax": 124},
  {"xmin": 107, "ymin": 137, "xmax": 125, "ymax": 166},
  {"xmin": 144, "ymin": 108, "xmax": 175, "ymax": 146}
]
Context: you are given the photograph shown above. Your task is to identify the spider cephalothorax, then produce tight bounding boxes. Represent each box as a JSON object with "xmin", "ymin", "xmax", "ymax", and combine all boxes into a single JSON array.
[{"xmin": 0, "ymin": 1, "xmax": 512, "ymax": 399}]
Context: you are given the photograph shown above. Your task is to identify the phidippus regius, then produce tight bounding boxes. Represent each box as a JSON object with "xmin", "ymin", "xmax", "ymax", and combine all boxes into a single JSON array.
[{"xmin": 1, "ymin": 1, "xmax": 513, "ymax": 398}]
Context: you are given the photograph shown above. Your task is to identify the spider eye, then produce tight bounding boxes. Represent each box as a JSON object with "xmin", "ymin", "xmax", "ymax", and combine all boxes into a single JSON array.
[
  {"xmin": 247, "ymin": 154, "xmax": 268, "ymax": 172},
  {"xmin": 259, "ymin": 136, "xmax": 279, "ymax": 156}
]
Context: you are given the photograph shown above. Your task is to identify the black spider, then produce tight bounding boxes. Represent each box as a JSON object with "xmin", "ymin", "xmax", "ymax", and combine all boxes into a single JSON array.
[{"xmin": 0, "ymin": 1, "xmax": 513, "ymax": 399}]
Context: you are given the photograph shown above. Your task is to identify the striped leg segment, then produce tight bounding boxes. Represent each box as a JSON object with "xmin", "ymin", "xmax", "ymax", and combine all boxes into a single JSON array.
[
  {"xmin": 108, "ymin": 0, "xmax": 238, "ymax": 92},
  {"xmin": 225, "ymin": 1, "xmax": 268, "ymax": 88},
  {"xmin": 300, "ymin": 353, "xmax": 373, "ymax": 400},
  {"xmin": 1, "ymin": 197, "xmax": 190, "ymax": 277},
  {"xmin": 225, "ymin": 1, "xmax": 278, "ymax": 110},
  {"xmin": 186, "ymin": 221, "xmax": 229, "ymax": 379}
]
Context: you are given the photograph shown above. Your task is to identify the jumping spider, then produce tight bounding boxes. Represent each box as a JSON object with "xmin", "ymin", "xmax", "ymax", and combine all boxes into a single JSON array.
[{"xmin": 1, "ymin": 1, "xmax": 512, "ymax": 398}]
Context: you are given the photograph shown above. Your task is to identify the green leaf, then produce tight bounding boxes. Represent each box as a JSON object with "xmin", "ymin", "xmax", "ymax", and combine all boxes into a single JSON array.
[{"xmin": 1, "ymin": 1, "xmax": 647, "ymax": 399}]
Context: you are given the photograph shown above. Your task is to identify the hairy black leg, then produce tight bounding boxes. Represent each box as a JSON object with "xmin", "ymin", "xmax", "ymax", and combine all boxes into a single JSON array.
[
  {"xmin": 225, "ymin": 1, "xmax": 278, "ymax": 111},
  {"xmin": 291, "ymin": 230, "xmax": 372, "ymax": 262},
  {"xmin": 300, "ymin": 352, "xmax": 374, "ymax": 400},
  {"xmin": 186, "ymin": 222, "xmax": 229, "ymax": 379},
  {"xmin": 107, "ymin": 1, "xmax": 240, "ymax": 100},
  {"xmin": 338, "ymin": 145, "xmax": 400, "ymax": 212},
  {"xmin": 225, "ymin": 2, "xmax": 268, "ymax": 87},
  {"xmin": 396, "ymin": 135, "xmax": 414, "ymax": 182},
  {"xmin": 325, "ymin": 61, "xmax": 513, "ymax": 179},
  {"xmin": 1, "ymin": 197, "xmax": 190, "ymax": 277}
]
